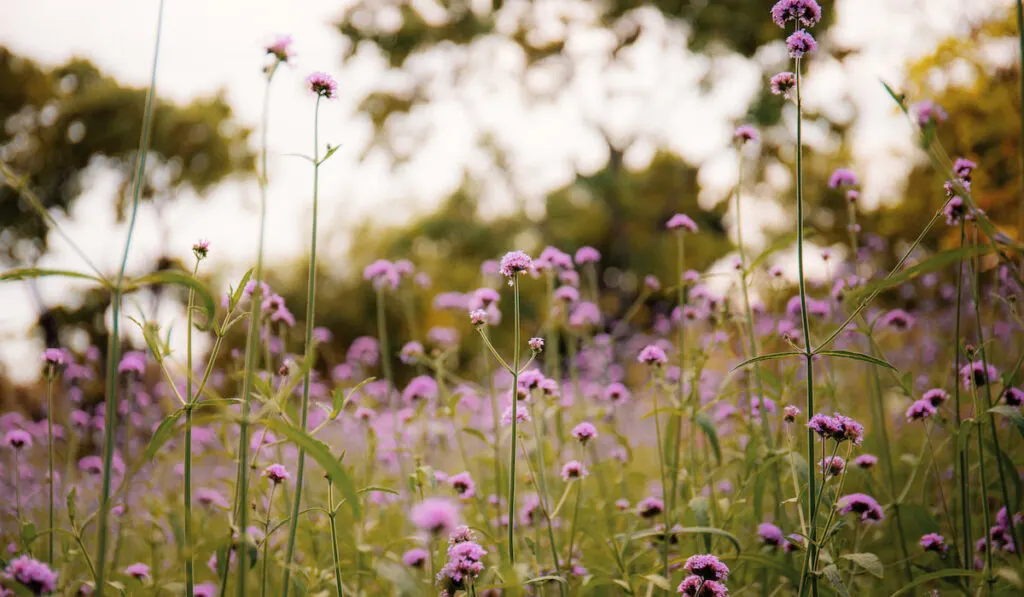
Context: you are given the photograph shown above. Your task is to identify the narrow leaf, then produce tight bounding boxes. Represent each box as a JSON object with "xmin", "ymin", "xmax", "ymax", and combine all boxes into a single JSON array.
[
  {"xmin": 0, "ymin": 267, "xmax": 108, "ymax": 287},
  {"xmin": 694, "ymin": 415, "xmax": 722, "ymax": 464},
  {"xmin": 989, "ymin": 405, "xmax": 1024, "ymax": 441},
  {"xmin": 144, "ymin": 408, "xmax": 185, "ymax": 463},
  {"xmin": 814, "ymin": 349, "xmax": 897, "ymax": 371},
  {"xmin": 129, "ymin": 270, "xmax": 217, "ymax": 328},
  {"xmin": 822, "ymin": 564, "xmax": 851, "ymax": 597},
  {"xmin": 732, "ymin": 351, "xmax": 803, "ymax": 371},
  {"xmin": 840, "ymin": 553, "xmax": 883, "ymax": 579},
  {"xmin": 890, "ymin": 569, "xmax": 984, "ymax": 596}
]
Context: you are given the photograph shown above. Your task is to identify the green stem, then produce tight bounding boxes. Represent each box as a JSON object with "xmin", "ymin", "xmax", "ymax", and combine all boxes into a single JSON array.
[
  {"xmin": 95, "ymin": 3, "xmax": 163, "ymax": 592},
  {"xmin": 507, "ymin": 276, "xmax": 521, "ymax": 566},
  {"xmin": 260, "ymin": 484, "xmax": 276, "ymax": 597},
  {"xmin": 47, "ymin": 375, "xmax": 55, "ymax": 565},
  {"xmin": 1016, "ymin": 0, "xmax": 1024, "ymax": 244},
  {"xmin": 794, "ymin": 56, "xmax": 818, "ymax": 597},
  {"xmin": 328, "ymin": 482, "xmax": 345, "ymax": 597},
  {"xmin": 954, "ymin": 222, "xmax": 971, "ymax": 569},
  {"xmin": 279, "ymin": 94, "xmax": 323, "ymax": 597},
  {"xmin": 185, "ymin": 259, "xmax": 199, "ymax": 596},
  {"xmin": 651, "ymin": 379, "xmax": 671, "ymax": 586}
]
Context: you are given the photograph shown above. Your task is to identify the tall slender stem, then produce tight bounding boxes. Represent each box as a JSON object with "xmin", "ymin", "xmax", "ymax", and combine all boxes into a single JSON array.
[
  {"xmin": 1016, "ymin": 0, "xmax": 1024, "ymax": 244},
  {"xmin": 46, "ymin": 376, "xmax": 55, "ymax": 565},
  {"xmin": 793, "ymin": 57, "xmax": 818, "ymax": 597},
  {"xmin": 507, "ymin": 277, "xmax": 521, "ymax": 565},
  {"xmin": 279, "ymin": 94, "xmax": 323, "ymax": 597},
  {"xmin": 954, "ymin": 222, "xmax": 971, "ymax": 569},
  {"xmin": 184, "ymin": 258, "xmax": 199, "ymax": 595},
  {"xmin": 328, "ymin": 481, "xmax": 345, "ymax": 597},
  {"xmin": 95, "ymin": 2, "xmax": 163, "ymax": 592},
  {"xmin": 259, "ymin": 484, "xmax": 276, "ymax": 597}
]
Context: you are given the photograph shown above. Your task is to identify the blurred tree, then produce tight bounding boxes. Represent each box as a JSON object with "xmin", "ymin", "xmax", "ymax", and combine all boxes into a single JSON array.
[{"xmin": 0, "ymin": 46, "xmax": 254, "ymax": 351}]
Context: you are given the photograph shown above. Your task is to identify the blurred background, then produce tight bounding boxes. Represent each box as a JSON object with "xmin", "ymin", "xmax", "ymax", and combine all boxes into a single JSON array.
[{"xmin": 0, "ymin": 0, "xmax": 1021, "ymax": 392}]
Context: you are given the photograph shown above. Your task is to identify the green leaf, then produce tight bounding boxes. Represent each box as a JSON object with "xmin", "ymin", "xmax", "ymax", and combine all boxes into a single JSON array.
[
  {"xmin": 143, "ymin": 408, "xmax": 185, "ymax": 464},
  {"xmin": 840, "ymin": 553, "xmax": 883, "ymax": 579},
  {"xmin": 889, "ymin": 569, "xmax": 985, "ymax": 596},
  {"xmin": 0, "ymin": 267, "xmax": 109, "ymax": 287},
  {"xmin": 460, "ymin": 427, "xmax": 490, "ymax": 446},
  {"xmin": 989, "ymin": 405, "xmax": 1024, "ymax": 440},
  {"xmin": 821, "ymin": 564, "xmax": 850, "ymax": 597},
  {"xmin": 844, "ymin": 246, "xmax": 992, "ymax": 304},
  {"xmin": 629, "ymin": 526, "xmax": 741, "ymax": 554},
  {"xmin": 66, "ymin": 486, "xmax": 78, "ymax": 527},
  {"xmin": 21, "ymin": 521, "xmax": 36, "ymax": 546},
  {"xmin": 813, "ymin": 349, "xmax": 897, "ymax": 371},
  {"xmin": 264, "ymin": 418, "xmax": 361, "ymax": 520},
  {"xmin": 229, "ymin": 268, "xmax": 254, "ymax": 311},
  {"xmin": 689, "ymin": 497, "xmax": 712, "ymax": 552},
  {"xmin": 732, "ymin": 351, "xmax": 803, "ymax": 371},
  {"xmin": 642, "ymin": 574, "xmax": 671, "ymax": 591},
  {"xmin": 128, "ymin": 270, "xmax": 217, "ymax": 328},
  {"xmin": 318, "ymin": 144, "xmax": 342, "ymax": 165},
  {"xmin": 524, "ymin": 575, "xmax": 567, "ymax": 585},
  {"xmin": 694, "ymin": 414, "xmax": 721, "ymax": 464}
]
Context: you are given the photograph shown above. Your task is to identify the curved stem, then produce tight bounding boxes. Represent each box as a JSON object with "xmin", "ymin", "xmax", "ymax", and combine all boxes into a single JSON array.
[
  {"xmin": 95, "ymin": 3, "xmax": 164, "ymax": 592},
  {"xmin": 279, "ymin": 94, "xmax": 323, "ymax": 597}
]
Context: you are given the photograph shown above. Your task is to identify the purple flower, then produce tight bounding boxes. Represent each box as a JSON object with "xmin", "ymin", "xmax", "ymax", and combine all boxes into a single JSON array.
[
  {"xmin": 786, "ymin": 29, "xmax": 817, "ymax": 58},
  {"xmin": 41, "ymin": 348, "xmax": 67, "ymax": 368},
  {"xmin": 537, "ymin": 246, "xmax": 574, "ymax": 271},
  {"xmin": 905, "ymin": 399, "xmax": 937, "ymax": 422},
  {"xmin": 819, "ymin": 456, "xmax": 846, "ymax": 477},
  {"xmin": 677, "ymin": 575, "xmax": 729, "ymax": 596},
  {"xmin": 828, "ymin": 168, "xmax": 858, "ymax": 189},
  {"xmin": 528, "ymin": 337, "xmax": 544, "ymax": 352},
  {"xmin": 125, "ymin": 562, "xmax": 150, "ymax": 580},
  {"xmin": 770, "ymin": 0, "xmax": 822, "ymax": 28},
  {"xmin": 666, "ymin": 214, "xmax": 699, "ymax": 233},
  {"xmin": 920, "ymin": 533, "xmax": 948, "ymax": 554},
  {"xmin": 836, "ymin": 493, "xmax": 885, "ymax": 522},
  {"xmin": 1004, "ymin": 387, "xmax": 1024, "ymax": 407},
  {"xmin": 307, "ymin": 71, "xmax": 338, "ymax": 98},
  {"xmin": 262, "ymin": 463, "xmax": 290, "ymax": 485},
  {"xmin": 734, "ymin": 125, "xmax": 758, "ymax": 144},
  {"xmin": 499, "ymin": 251, "xmax": 533, "ymax": 279},
  {"xmin": 783, "ymin": 405, "xmax": 800, "ymax": 422},
  {"xmin": 347, "ymin": 336, "xmax": 380, "ymax": 367},
  {"xmin": 3, "ymin": 555, "xmax": 58, "ymax": 594},
  {"xmin": 470, "ymin": 287, "xmax": 500, "ymax": 308},
  {"xmin": 400, "ymin": 341, "xmax": 425, "ymax": 364},
  {"xmin": 411, "ymin": 498, "xmax": 460, "ymax": 536},
  {"xmin": 196, "ymin": 488, "xmax": 230, "ymax": 510},
  {"xmin": 266, "ymin": 35, "xmax": 294, "ymax": 63},
  {"xmin": 770, "ymin": 72, "xmax": 797, "ymax": 96},
  {"xmin": 604, "ymin": 382, "xmax": 632, "ymax": 403},
  {"xmin": 501, "ymin": 405, "xmax": 531, "ymax": 426},
  {"xmin": 912, "ymin": 100, "xmax": 948, "ymax": 127},
  {"xmin": 568, "ymin": 301, "xmax": 601, "ymax": 329},
  {"xmin": 638, "ymin": 345, "xmax": 668, "ymax": 366},
  {"xmin": 853, "ymin": 454, "xmax": 878, "ymax": 470},
  {"xmin": 402, "ymin": 376, "xmax": 439, "ymax": 404},
  {"xmin": 554, "ymin": 285, "xmax": 580, "ymax": 303},
  {"xmin": 574, "ymin": 246, "xmax": 601, "ymax": 265},
  {"xmin": 758, "ymin": 522, "xmax": 784, "ymax": 548},
  {"xmin": 960, "ymin": 361, "xmax": 998, "ymax": 389},
  {"xmin": 436, "ymin": 540, "xmax": 486, "ymax": 594},
  {"xmin": 192, "ymin": 239, "xmax": 210, "ymax": 260},
  {"xmin": 4, "ymin": 429, "xmax": 32, "ymax": 450},
  {"xmin": 194, "ymin": 582, "xmax": 218, "ymax": 597},
  {"xmin": 807, "ymin": 413, "xmax": 864, "ymax": 445},
  {"xmin": 644, "ymin": 275, "xmax": 661, "ymax": 292},
  {"xmin": 469, "ymin": 309, "xmax": 489, "ymax": 326},
  {"xmin": 449, "ymin": 472, "xmax": 476, "ymax": 500},
  {"xmin": 683, "ymin": 554, "xmax": 730, "ymax": 582},
  {"xmin": 879, "ymin": 309, "xmax": 915, "ymax": 330},
  {"xmin": 561, "ymin": 460, "xmax": 589, "ymax": 480},
  {"xmin": 571, "ymin": 422, "xmax": 598, "ymax": 444},
  {"xmin": 118, "ymin": 351, "xmax": 146, "ymax": 376},
  {"xmin": 953, "ymin": 157, "xmax": 977, "ymax": 181},
  {"xmin": 363, "ymin": 259, "xmax": 399, "ymax": 290},
  {"xmin": 403, "ymin": 548, "xmax": 428, "ymax": 568},
  {"xmin": 637, "ymin": 496, "xmax": 665, "ymax": 519}
]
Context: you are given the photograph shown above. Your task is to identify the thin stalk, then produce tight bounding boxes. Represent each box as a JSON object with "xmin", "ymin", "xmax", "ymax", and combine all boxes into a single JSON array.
[
  {"xmin": 46, "ymin": 375, "xmax": 55, "ymax": 564},
  {"xmin": 184, "ymin": 258, "xmax": 199, "ymax": 595},
  {"xmin": 279, "ymin": 94, "xmax": 324, "ymax": 597},
  {"xmin": 527, "ymin": 402, "xmax": 566, "ymax": 595},
  {"xmin": 95, "ymin": 2, "xmax": 163, "ymax": 592},
  {"xmin": 793, "ymin": 56, "xmax": 818, "ymax": 597},
  {"xmin": 327, "ymin": 481, "xmax": 345, "ymax": 597},
  {"xmin": 669, "ymin": 234, "xmax": 686, "ymax": 531},
  {"xmin": 259, "ymin": 484, "xmax": 277, "ymax": 597},
  {"xmin": 650, "ymin": 380, "xmax": 671, "ymax": 586},
  {"xmin": 483, "ymin": 339, "xmax": 505, "ymax": 546},
  {"xmin": 1016, "ymin": 0, "xmax": 1024, "ymax": 243},
  {"xmin": 954, "ymin": 222, "xmax": 971, "ymax": 569},
  {"xmin": 507, "ymin": 276, "xmax": 522, "ymax": 565}
]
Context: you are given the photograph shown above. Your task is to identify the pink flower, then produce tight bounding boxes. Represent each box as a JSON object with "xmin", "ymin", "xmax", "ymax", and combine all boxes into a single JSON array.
[{"xmin": 307, "ymin": 71, "xmax": 338, "ymax": 98}]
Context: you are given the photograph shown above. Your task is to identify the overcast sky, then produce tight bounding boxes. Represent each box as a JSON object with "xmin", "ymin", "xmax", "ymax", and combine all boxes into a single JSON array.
[{"xmin": 0, "ymin": 0, "xmax": 1011, "ymax": 382}]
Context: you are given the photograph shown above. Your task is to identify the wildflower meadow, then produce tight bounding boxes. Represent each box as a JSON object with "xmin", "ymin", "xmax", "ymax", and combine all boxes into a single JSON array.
[{"xmin": 3, "ymin": 1, "xmax": 1024, "ymax": 596}]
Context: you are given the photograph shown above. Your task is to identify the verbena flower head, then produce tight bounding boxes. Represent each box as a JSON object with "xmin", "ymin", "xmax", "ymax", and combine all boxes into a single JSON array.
[
  {"xmin": 266, "ymin": 35, "xmax": 294, "ymax": 63},
  {"xmin": 449, "ymin": 472, "xmax": 476, "ymax": 500},
  {"xmin": 677, "ymin": 575, "xmax": 729, "ymax": 596},
  {"xmin": 41, "ymin": 348, "xmax": 67, "ymax": 368},
  {"xmin": 501, "ymin": 405, "xmax": 531, "ymax": 426},
  {"xmin": 347, "ymin": 336, "xmax": 380, "ymax": 367},
  {"xmin": 499, "ymin": 250, "xmax": 533, "ymax": 281},
  {"xmin": 400, "ymin": 341, "xmax": 425, "ymax": 364},
  {"xmin": 920, "ymin": 533, "xmax": 948, "ymax": 554},
  {"xmin": 853, "ymin": 454, "xmax": 878, "ymax": 470},
  {"xmin": 118, "ymin": 351, "xmax": 146, "ymax": 376},
  {"xmin": 880, "ymin": 308, "xmax": 915, "ymax": 330},
  {"xmin": 734, "ymin": 125, "xmax": 758, "ymax": 144},
  {"xmin": 262, "ymin": 463, "xmax": 290, "ymax": 485},
  {"xmin": 363, "ymin": 259, "xmax": 399, "ymax": 291},
  {"xmin": 770, "ymin": 0, "xmax": 822, "ymax": 28},
  {"xmin": 307, "ymin": 71, "xmax": 338, "ymax": 98},
  {"xmin": 960, "ymin": 361, "xmax": 998, "ymax": 390},
  {"xmin": 194, "ymin": 582, "xmax": 218, "ymax": 597},
  {"xmin": 666, "ymin": 214, "xmax": 699, "ymax": 233},
  {"xmin": 1005, "ymin": 387, "xmax": 1024, "ymax": 407},
  {"xmin": 436, "ymin": 540, "xmax": 486, "ymax": 595},
  {"xmin": 786, "ymin": 29, "xmax": 817, "ymax": 58},
  {"xmin": 125, "ymin": 562, "xmax": 150, "ymax": 580},
  {"xmin": 637, "ymin": 496, "xmax": 665, "ymax": 518},
  {"xmin": 3, "ymin": 555, "xmax": 58, "ymax": 594},
  {"xmin": 953, "ymin": 157, "xmax": 977, "ymax": 181},
  {"xmin": 561, "ymin": 459, "xmax": 589, "ymax": 480},
  {"xmin": 5, "ymin": 429, "xmax": 32, "ymax": 450},
  {"xmin": 644, "ymin": 275, "xmax": 661, "ymax": 292},
  {"xmin": 469, "ymin": 309, "xmax": 489, "ymax": 326},
  {"xmin": 403, "ymin": 548, "xmax": 428, "ymax": 568},
  {"xmin": 411, "ymin": 497, "xmax": 460, "ymax": 536},
  {"xmin": 819, "ymin": 456, "xmax": 846, "ymax": 477},
  {"xmin": 758, "ymin": 522, "xmax": 784, "ymax": 547},
  {"xmin": 807, "ymin": 413, "xmax": 864, "ymax": 445},
  {"xmin": 196, "ymin": 488, "xmax": 230, "ymax": 509},
  {"xmin": 769, "ymin": 72, "xmax": 797, "ymax": 97},
  {"xmin": 529, "ymin": 337, "xmax": 544, "ymax": 352},
  {"xmin": 683, "ymin": 554, "xmax": 730, "ymax": 582},
  {"xmin": 905, "ymin": 399, "xmax": 937, "ymax": 422},
  {"xmin": 554, "ymin": 285, "xmax": 580, "ymax": 303},
  {"xmin": 828, "ymin": 168, "xmax": 858, "ymax": 189},
  {"xmin": 574, "ymin": 246, "xmax": 601, "ymax": 265},
  {"xmin": 912, "ymin": 100, "xmax": 948, "ymax": 128},
  {"xmin": 605, "ymin": 382, "xmax": 631, "ymax": 403},
  {"xmin": 192, "ymin": 239, "xmax": 210, "ymax": 260},
  {"xmin": 783, "ymin": 405, "xmax": 800, "ymax": 422},
  {"xmin": 836, "ymin": 493, "xmax": 885, "ymax": 522},
  {"xmin": 572, "ymin": 422, "xmax": 597, "ymax": 444},
  {"xmin": 638, "ymin": 344, "xmax": 668, "ymax": 366}
]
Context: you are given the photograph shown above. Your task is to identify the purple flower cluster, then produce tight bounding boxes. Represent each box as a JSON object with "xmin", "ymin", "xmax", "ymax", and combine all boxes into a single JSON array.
[
  {"xmin": 836, "ymin": 493, "xmax": 885, "ymax": 523},
  {"xmin": 770, "ymin": 0, "xmax": 822, "ymax": 28},
  {"xmin": 3, "ymin": 555, "xmax": 57, "ymax": 594},
  {"xmin": 806, "ymin": 412, "xmax": 865, "ymax": 445},
  {"xmin": 437, "ymin": 537, "xmax": 487, "ymax": 596}
]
